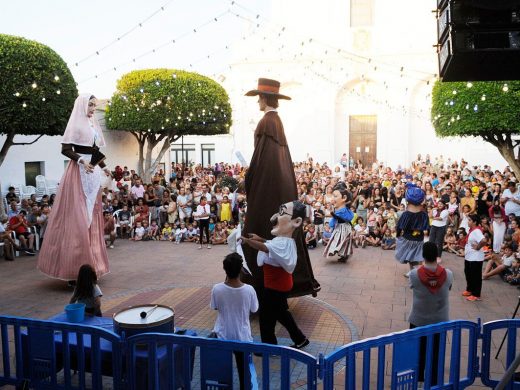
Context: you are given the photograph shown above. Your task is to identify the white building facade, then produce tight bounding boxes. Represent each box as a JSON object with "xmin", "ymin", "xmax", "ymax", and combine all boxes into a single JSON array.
[{"xmin": 0, "ymin": 0, "xmax": 510, "ymax": 191}]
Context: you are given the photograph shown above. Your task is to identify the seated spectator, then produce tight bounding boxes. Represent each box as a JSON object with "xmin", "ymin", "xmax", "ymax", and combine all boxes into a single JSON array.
[
  {"xmin": 353, "ymin": 217, "xmax": 369, "ymax": 248},
  {"xmin": 366, "ymin": 227, "xmax": 382, "ymax": 247},
  {"xmin": 70, "ymin": 264, "xmax": 103, "ymax": 317},
  {"xmin": 185, "ymin": 224, "xmax": 198, "ymax": 242},
  {"xmin": 103, "ymin": 211, "xmax": 116, "ymax": 248},
  {"xmin": 142, "ymin": 220, "xmax": 151, "ymax": 241},
  {"xmin": 161, "ymin": 222, "xmax": 173, "ymax": 241},
  {"xmin": 482, "ymin": 244, "xmax": 515, "ymax": 280},
  {"xmin": 5, "ymin": 186, "xmax": 19, "ymax": 204},
  {"xmin": 0, "ymin": 217, "xmax": 22, "ymax": 260},
  {"xmin": 7, "ymin": 201, "xmax": 19, "ymax": 219},
  {"xmin": 305, "ymin": 224, "xmax": 318, "ymax": 249},
  {"xmin": 133, "ymin": 197, "xmax": 149, "ymax": 226},
  {"xmin": 130, "ymin": 221, "xmax": 145, "ymax": 241},
  {"xmin": 321, "ymin": 222, "xmax": 332, "ymax": 246},
  {"xmin": 174, "ymin": 223, "xmax": 187, "ymax": 244},
  {"xmin": 149, "ymin": 220, "xmax": 159, "ymax": 240},
  {"xmin": 212, "ymin": 222, "xmax": 227, "ymax": 245},
  {"xmin": 118, "ymin": 205, "xmax": 132, "ymax": 238},
  {"xmin": 381, "ymin": 229, "xmax": 396, "ymax": 250},
  {"xmin": 8, "ymin": 211, "xmax": 35, "ymax": 255}
]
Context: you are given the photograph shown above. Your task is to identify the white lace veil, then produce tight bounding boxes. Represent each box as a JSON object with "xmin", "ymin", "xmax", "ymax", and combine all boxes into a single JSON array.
[{"xmin": 62, "ymin": 93, "xmax": 106, "ymax": 147}]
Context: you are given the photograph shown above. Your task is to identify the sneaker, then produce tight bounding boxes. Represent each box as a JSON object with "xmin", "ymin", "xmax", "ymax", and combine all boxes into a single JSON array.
[
  {"xmin": 403, "ymin": 271, "xmax": 411, "ymax": 278},
  {"xmin": 466, "ymin": 295, "xmax": 481, "ymax": 301},
  {"xmin": 198, "ymin": 245, "xmax": 203, "ymax": 250},
  {"xmin": 289, "ymin": 338, "xmax": 310, "ymax": 350},
  {"xmin": 461, "ymin": 290, "xmax": 472, "ymax": 297},
  {"xmin": 24, "ymin": 249, "xmax": 36, "ymax": 256},
  {"xmin": 109, "ymin": 245, "xmax": 114, "ymax": 249},
  {"xmin": 207, "ymin": 244, "xmax": 212, "ymax": 249}
]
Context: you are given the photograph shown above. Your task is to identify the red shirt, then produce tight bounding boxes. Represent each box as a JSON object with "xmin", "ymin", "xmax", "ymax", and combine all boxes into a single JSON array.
[
  {"xmin": 9, "ymin": 216, "xmax": 27, "ymax": 234},
  {"xmin": 263, "ymin": 264, "xmax": 293, "ymax": 292}
]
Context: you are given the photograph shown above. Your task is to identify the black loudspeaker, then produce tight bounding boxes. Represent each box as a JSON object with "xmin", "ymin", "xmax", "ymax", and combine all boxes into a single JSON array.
[{"xmin": 437, "ymin": 0, "xmax": 520, "ymax": 81}]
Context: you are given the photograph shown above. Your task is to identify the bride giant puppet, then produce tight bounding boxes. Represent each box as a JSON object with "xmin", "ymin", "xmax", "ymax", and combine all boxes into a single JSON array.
[{"xmin": 37, "ymin": 94, "xmax": 110, "ymax": 282}]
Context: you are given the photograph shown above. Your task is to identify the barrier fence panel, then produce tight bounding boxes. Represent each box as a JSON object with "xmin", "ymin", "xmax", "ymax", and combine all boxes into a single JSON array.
[
  {"xmin": 125, "ymin": 332, "xmax": 319, "ymax": 390},
  {"xmin": 0, "ymin": 316, "xmax": 124, "ymax": 390},
  {"xmin": 481, "ymin": 319, "xmax": 520, "ymax": 389},
  {"xmin": 320, "ymin": 320, "xmax": 479, "ymax": 390}
]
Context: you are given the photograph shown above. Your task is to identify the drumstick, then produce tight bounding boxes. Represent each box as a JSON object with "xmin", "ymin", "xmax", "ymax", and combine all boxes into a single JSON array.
[{"xmin": 140, "ymin": 305, "xmax": 158, "ymax": 319}]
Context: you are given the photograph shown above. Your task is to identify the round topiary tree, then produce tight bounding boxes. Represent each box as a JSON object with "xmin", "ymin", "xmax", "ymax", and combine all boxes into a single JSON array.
[
  {"xmin": 431, "ymin": 80, "xmax": 520, "ymax": 177},
  {"xmin": 105, "ymin": 69, "xmax": 232, "ymax": 182},
  {"xmin": 0, "ymin": 34, "xmax": 77, "ymax": 167}
]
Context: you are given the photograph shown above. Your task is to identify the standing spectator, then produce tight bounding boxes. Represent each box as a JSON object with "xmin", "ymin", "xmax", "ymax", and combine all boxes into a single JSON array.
[
  {"xmin": 462, "ymin": 214, "xmax": 487, "ymax": 301},
  {"xmin": 194, "ymin": 196, "xmax": 211, "ymax": 249},
  {"xmin": 429, "ymin": 201, "xmax": 449, "ymax": 262},
  {"xmin": 490, "ymin": 205, "xmax": 507, "ymax": 253},
  {"xmin": 103, "ymin": 211, "xmax": 116, "ymax": 248},
  {"xmin": 210, "ymin": 252, "xmax": 259, "ymax": 390},
  {"xmin": 408, "ymin": 242, "xmax": 452, "ymax": 386},
  {"xmin": 501, "ymin": 181, "xmax": 520, "ymax": 217},
  {"xmin": 130, "ymin": 179, "xmax": 145, "ymax": 201}
]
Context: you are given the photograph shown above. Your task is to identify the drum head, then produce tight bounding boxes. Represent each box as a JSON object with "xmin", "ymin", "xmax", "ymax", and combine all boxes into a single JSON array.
[{"xmin": 113, "ymin": 304, "xmax": 174, "ymax": 328}]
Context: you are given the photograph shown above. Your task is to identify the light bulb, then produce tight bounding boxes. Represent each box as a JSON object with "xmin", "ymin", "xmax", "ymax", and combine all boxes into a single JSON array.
[
  {"xmin": 452, "ymin": 90, "xmax": 457, "ymax": 95},
  {"xmin": 31, "ymin": 83, "xmax": 37, "ymax": 89},
  {"xmin": 467, "ymin": 82, "xmax": 473, "ymax": 88},
  {"xmin": 503, "ymin": 84, "xmax": 509, "ymax": 92},
  {"xmin": 54, "ymin": 75, "xmax": 60, "ymax": 81},
  {"xmin": 481, "ymin": 95, "xmax": 486, "ymax": 101},
  {"xmin": 56, "ymin": 90, "xmax": 61, "ymax": 94},
  {"xmin": 22, "ymin": 103, "xmax": 27, "ymax": 108}
]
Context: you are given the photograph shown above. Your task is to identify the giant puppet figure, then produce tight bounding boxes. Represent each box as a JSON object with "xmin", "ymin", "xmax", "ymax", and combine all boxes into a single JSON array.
[{"xmin": 242, "ymin": 78, "xmax": 320, "ymax": 297}]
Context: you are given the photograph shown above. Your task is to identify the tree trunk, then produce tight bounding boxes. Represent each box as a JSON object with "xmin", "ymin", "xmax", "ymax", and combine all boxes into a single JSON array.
[
  {"xmin": 496, "ymin": 142, "xmax": 520, "ymax": 180},
  {"xmin": 130, "ymin": 132, "xmax": 145, "ymax": 178},
  {"xmin": 0, "ymin": 130, "xmax": 15, "ymax": 168},
  {"xmin": 147, "ymin": 135, "xmax": 181, "ymax": 179}
]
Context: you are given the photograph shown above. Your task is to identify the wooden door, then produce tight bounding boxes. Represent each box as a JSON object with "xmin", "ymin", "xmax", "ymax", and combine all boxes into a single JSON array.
[{"xmin": 349, "ymin": 115, "xmax": 377, "ymax": 168}]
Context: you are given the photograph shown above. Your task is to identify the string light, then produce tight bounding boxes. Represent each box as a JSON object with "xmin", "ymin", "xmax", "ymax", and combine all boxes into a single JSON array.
[
  {"xmin": 31, "ymin": 83, "xmax": 37, "ymax": 89},
  {"xmin": 72, "ymin": 0, "xmax": 175, "ymax": 67}
]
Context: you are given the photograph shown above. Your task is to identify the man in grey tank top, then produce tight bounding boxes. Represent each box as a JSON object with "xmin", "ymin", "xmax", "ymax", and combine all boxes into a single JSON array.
[{"xmin": 409, "ymin": 242, "xmax": 453, "ymax": 386}]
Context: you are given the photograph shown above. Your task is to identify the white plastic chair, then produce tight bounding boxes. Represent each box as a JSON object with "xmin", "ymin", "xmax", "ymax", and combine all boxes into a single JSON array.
[
  {"xmin": 35, "ymin": 175, "xmax": 48, "ymax": 195},
  {"xmin": 45, "ymin": 179, "xmax": 58, "ymax": 195},
  {"xmin": 21, "ymin": 185, "xmax": 36, "ymax": 199}
]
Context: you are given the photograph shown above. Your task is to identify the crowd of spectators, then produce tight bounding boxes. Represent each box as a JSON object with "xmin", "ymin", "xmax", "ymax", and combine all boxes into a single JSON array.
[{"xmin": 3, "ymin": 155, "xmax": 520, "ymax": 290}]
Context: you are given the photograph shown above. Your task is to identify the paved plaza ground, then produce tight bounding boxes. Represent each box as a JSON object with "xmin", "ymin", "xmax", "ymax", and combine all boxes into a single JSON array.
[{"xmin": 1, "ymin": 240, "xmax": 518, "ymax": 387}]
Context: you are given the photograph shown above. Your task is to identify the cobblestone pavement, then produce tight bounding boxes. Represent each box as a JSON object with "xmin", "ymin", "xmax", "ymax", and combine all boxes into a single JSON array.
[{"xmin": 1, "ymin": 240, "xmax": 517, "ymax": 387}]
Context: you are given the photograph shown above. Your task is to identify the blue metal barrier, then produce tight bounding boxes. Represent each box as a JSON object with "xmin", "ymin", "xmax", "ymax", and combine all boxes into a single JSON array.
[
  {"xmin": 481, "ymin": 319, "xmax": 520, "ymax": 389},
  {"xmin": 125, "ymin": 332, "xmax": 318, "ymax": 390},
  {"xmin": 321, "ymin": 320, "xmax": 479, "ymax": 389},
  {"xmin": 3, "ymin": 315, "xmax": 518, "ymax": 389},
  {"xmin": 0, "ymin": 315, "xmax": 124, "ymax": 390}
]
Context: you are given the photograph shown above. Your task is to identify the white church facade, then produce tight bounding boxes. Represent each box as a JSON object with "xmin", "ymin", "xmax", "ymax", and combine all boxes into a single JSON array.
[{"xmin": 0, "ymin": 0, "xmax": 509, "ymax": 190}]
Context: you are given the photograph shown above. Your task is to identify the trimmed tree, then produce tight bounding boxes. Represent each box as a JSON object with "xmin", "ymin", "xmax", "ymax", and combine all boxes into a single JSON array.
[
  {"xmin": 0, "ymin": 34, "xmax": 76, "ymax": 217},
  {"xmin": 431, "ymin": 80, "xmax": 520, "ymax": 177},
  {"xmin": 105, "ymin": 69, "xmax": 232, "ymax": 182},
  {"xmin": 0, "ymin": 34, "xmax": 77, "ymax": 167}
]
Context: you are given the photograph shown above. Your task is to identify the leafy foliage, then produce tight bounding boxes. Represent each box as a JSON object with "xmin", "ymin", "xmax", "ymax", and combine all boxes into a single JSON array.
[
  {"xmin": 0, "ymin": 34, "xmax": 77, "ymax": 136},
  {"xmin": 431, "ymin": 80, "xmax": 520, "ymax": 137},
  {"xmin": 105, "ymin": 69, "xmax": 232, "ymax": 135}
]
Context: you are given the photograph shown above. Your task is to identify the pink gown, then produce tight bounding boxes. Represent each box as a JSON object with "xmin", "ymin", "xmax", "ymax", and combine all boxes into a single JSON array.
[{"xmin": 37, "ymin": 160, "xmax": 109, "ymax": 280}]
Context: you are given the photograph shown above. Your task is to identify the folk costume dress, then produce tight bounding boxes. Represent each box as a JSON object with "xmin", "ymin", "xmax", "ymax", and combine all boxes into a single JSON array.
[
  {"xmin": 395, "ymin": 210, "xmax": 430, "ymax": 264},
  {"xmin": 37, "ymin": 94, "xmax": 109, "ymax": 280},
  {"xmin": 323, "ymin": 207, "xmax": 354, "ymax": 259},
  {"xmin": 243, "ymin": 109, "xmax": 320, "ymax": 297}
]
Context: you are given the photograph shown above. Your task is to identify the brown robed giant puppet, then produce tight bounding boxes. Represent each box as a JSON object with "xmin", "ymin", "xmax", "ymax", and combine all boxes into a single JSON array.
[{"xmin": 242, "ymin": 78, "xmax": 320, "ymax": 297}]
